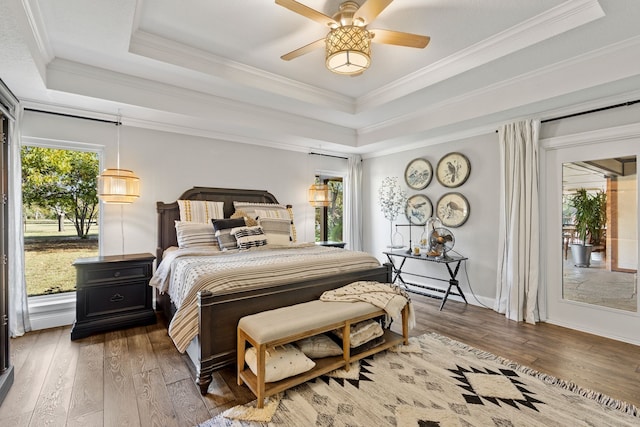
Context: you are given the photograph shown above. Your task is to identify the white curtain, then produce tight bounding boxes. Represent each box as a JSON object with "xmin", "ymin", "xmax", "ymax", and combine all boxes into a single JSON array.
[
  {"xmin": 344, "ymin": 155, "xmax": 363, "ymax": 251},
  {"xmin": 494, "ymin": 119, "xmax": 541, "ymax": 324},
  {"xmin": 8, "ymin": 106, "xmax": 30, "ymax": 337}
]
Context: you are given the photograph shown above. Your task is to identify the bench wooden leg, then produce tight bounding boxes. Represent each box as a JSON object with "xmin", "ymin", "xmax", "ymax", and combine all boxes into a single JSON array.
[
  {"xmin": 237, "ymin": 329, "xmax": 246, "ymax": 386},
  {"xmin": 256, "ymin": 344, "xmax": 266, "ymax": 409}
]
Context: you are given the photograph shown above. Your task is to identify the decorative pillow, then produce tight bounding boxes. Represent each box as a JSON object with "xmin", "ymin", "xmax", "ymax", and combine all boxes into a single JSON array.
[
  {"xmin": 244, "ymin": 344, "xmax": 315, "ymax": 383},
  {"xmin": 295, "ymin": 334, "xmax": 343, "ymax": 358},
  {"xmin": 233, "ymin": 201, "xmax": 296, "ymax": 242},
  {"xmin": 174, "ymin": 221, "xmax": 219, "ymax": 249},
  {"xmin": 258, "ymin": 217, "xmax": 293, "ymax": 246},
  {"xmin": 230, "ymin": 209, "xmax": 258, "ymax": 226},
  {"xmin": 231, "ymin": 226, "xmax": 268, "ymax": 250},
  {"xmin": 333, "ymin": 319, "xmax": 384, "ymax": 348},
  {"xmin": 178, "ymin": 200, "xmax": 224, "ymax": 223},
  {"xmin": 212, "ymin": 218, "xmax": 246, "ymax": 250}
]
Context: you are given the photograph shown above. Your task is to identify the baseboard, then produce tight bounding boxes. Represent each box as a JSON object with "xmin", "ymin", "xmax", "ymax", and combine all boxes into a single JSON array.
[{"xmin": 28, "ymin": 293, "xmax": 75, "ymax": 331}]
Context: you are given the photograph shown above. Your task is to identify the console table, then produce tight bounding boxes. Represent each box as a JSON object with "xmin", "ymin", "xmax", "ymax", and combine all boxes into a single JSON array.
[{"xmin": 383, "ymin": 250, "xmax": 468, "ymax": 310}]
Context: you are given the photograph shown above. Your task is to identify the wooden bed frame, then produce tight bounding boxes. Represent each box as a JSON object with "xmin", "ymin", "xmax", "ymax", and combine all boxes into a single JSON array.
[{"xmin": 155, "ymin": 187, "xmax": 392, "ymax": 394}]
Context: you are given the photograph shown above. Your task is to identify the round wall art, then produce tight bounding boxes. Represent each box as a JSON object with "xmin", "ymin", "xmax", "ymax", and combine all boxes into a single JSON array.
[
  {"xmin": 405, "ymin": 194, "xmax": 433, "ymax": 226},
  {"xmin": 436, "ymin": 152, "xmax": 470, "ymax": 188},
  {"xmin": 404, "ymin": 158, "xmax": 433, "ymax": 190},
  {"xmin": 436, "ymin": 192, "xmax": 470, "ymax": 227}
]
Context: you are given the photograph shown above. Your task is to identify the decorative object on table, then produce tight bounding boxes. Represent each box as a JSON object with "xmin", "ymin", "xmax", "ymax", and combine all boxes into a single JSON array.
[
  {"xmin": 427, "ymin": 227, "xmax": 455, "ymax": 259},
  {"xmin": 204, "ymin": 332, "xmax": 639, "ymax": 426},
  {"xmin": 404, "ymin": 158, "xmax": 433, "ymax": 190},
  {"xmin": 568, "ymin": 188, "xmax": 607, "ymax": 267},
  {"xmin": 436, "ymin": 192, "xmax": 470, "ymax": 227},
  {"xmin": 405, "ymin": 194, "xmax": 433, "ymax": 226},
  {"xmin": 436, "ymin": 152, "xmax": 470, "ymax": 188},
  {"xmin": 378, "ymin": 177, "xmax": 407, "ymax": 248},
  {"xmin": 420, "ymin": 216, "xmax": 442, "ymax": 249}
]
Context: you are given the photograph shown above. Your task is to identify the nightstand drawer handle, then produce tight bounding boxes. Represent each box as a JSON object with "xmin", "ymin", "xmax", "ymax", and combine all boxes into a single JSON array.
[
  {"xmin": 113, "ymin": 271, "xmax": 121, "ymax": 278},
  {"xmin": 110, "ymin": 293, "xmax": 125, "ymax": 303}
]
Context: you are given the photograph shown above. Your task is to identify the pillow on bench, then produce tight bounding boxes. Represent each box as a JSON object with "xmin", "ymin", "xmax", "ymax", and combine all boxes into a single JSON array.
[
  {"xmin": 295, "ymin": 334, "xmax": 343, "ymax": 358},
  {"xmin": 245, "ymin": 344, "xmax": 315, "ymax": 383},
  {"xmin": 333, "ymin": 319, "xmax": 384, "ymax": 348}
]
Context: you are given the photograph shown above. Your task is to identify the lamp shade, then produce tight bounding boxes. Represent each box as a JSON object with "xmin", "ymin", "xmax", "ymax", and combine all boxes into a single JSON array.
[
  {"xmin": 97, "ymin": 168, "xmax": 140, "ymax": 204},
  {"xmin": 308, "ymin": 183, "xmax": 331, "ymax": 207},
  {"xmin": 325, "ymin": 25, "xmax": 371, "ymax": 75}
]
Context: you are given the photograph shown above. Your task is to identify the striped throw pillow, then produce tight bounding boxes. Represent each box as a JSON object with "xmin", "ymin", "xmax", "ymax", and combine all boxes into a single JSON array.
[
  {"xmin": 258, "ymin": 217, "xmax": 292, "ymax": 246},
  {"xmin": 178, "ymin": 200, "xmax": 224, "ymax": 223},
  {"xmin": 231, "ymin": 226, "xmax": 268, "ymax": 250},
  {"xmin": 175, "ymin": 221, "xmax": 219, "ymax": 249}
]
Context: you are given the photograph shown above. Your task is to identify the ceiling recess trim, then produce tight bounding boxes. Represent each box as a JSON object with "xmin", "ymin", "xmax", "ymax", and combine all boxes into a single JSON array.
[{"xmin": 356, "ymin": 0, "xmax": 605, "ymax": 113}]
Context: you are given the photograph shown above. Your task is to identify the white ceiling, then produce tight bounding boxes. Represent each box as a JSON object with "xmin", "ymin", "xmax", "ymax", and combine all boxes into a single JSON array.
[{"xmin": 2, "ymin": 0, "xmax": 640, "ymax": 156}]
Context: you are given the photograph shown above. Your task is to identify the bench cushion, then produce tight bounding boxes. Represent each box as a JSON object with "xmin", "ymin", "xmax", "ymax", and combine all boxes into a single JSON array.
[{"xmin": 238, "ymin": 300, "xmax": 380, "ymax": 344}]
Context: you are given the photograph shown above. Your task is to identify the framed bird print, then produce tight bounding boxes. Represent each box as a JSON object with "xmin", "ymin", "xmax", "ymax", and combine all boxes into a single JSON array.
[
  {"xmin": 404, "ymin": 158, "xmax": 433, "ymax": 190},
  {"xmin": 436, "ymin": 152, "xmax": 470, "ymax": 188},
  {"xmin": 436, "ymin": 192, "xmax": 470, "ymax": 227},
  {"xmin": 405, "ymin": 194, "xmax": 433, "ymax": 225}
]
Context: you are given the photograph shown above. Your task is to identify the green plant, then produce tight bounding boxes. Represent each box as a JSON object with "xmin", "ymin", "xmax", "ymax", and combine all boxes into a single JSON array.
[{"xmin": 569, "ymin": 188, "xmax": 607, "ymax": 245}]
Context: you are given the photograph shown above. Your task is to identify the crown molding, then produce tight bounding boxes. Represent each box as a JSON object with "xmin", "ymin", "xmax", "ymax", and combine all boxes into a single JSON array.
[
  {"xmin": 357, "ymin": 34, "xmax": 640, "ymax": 146},
  {"xmin": 356, "ymin": 0, "xmax": 605, "ymax": 113},
  {"xmin": 129, "ymin": 30, "xmax": 355, "ymax": 114},
  {"xmin": 540, "ymin": 122, "xmax": 640, "ymax": 150}
]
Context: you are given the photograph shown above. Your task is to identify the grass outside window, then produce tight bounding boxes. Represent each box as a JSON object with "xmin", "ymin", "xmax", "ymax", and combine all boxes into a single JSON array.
[{"xmin": 25, "ymin": 220, "xmax": 98, "ymax": 296}]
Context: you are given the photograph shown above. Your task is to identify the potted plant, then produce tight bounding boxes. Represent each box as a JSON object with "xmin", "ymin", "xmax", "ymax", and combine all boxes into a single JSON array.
[{"xmin": 569, "ymin": 188, "xmax": 606, "ymax": 267}]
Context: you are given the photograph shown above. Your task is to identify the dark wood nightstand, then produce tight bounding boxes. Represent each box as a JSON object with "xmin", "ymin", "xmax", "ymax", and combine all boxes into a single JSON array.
[{"xmin": 71, "ymin": 253, "xmax": 156, "ymax": 340}]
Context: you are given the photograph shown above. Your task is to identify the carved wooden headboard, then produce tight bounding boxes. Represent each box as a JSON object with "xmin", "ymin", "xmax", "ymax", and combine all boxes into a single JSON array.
[{"xmin": 156, "ymin": 187, "xmax": 279, "ymax": 262}]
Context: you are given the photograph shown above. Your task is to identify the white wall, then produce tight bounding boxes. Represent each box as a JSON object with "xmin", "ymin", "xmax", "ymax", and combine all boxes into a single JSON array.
[
  {"xmin": 21, "ymin": 112, "xmax": 347, "ymax": 257},
  {"xmin": 362, "ymin": 132, "xmax": 500, "ymax": 306}
]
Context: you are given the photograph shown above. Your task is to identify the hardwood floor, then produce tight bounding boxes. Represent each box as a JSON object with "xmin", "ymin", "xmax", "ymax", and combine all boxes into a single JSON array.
[{"xmin": 1, "ymin": 295, "xmax": 638, "ymax": 426}]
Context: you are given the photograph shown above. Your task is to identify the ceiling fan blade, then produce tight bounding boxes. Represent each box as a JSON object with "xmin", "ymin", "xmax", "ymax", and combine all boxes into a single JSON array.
[
  {"xmin": 370, "ymin": 29, "xmax": 430, "ymax": 48},
  {"xmin": 281, "ymin": 38, "xmax": 325, "ymax": 61},
  {"xmin": 354, "ymin": 0, "xmax": 394, "ymax": 25},
  {"xmin": 275, "ymin": 0, "xmax": 338, "ymax": 27}
]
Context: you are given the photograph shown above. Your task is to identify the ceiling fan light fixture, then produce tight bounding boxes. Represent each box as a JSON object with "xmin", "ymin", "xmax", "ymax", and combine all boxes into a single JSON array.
[{"xmin": 325, "ymin": 25, "xmax": 371, "ymax": 75}]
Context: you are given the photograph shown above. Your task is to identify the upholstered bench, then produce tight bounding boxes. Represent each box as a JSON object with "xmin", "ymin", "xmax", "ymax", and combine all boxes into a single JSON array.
[{"xmin": 237, "ymin": 299, "xmax": 409, "ymax": 408}]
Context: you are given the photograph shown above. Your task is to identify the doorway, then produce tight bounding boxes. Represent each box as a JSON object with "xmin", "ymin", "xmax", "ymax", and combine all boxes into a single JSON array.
[{"xmin": 544, "ymin": 132, "xmax": 639, "ymax": 344}]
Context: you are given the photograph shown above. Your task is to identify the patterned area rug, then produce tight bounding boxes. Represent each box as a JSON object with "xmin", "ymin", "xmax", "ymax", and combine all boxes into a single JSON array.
[{"xmin": 199, "ymin": 333, "xmax": 639, "ymax": 426}]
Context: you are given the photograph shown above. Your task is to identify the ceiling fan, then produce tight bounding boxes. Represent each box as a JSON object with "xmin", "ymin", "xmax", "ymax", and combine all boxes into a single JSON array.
[{"xmin": 275, "ymin": 0, "xmax": 430, "ymax": 75}]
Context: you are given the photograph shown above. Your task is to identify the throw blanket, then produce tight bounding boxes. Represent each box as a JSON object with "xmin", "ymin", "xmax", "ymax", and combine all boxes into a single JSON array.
[
  {"xmin": 321, "ymin": 281, "xmax": 416, "ymax": 329},
  {"xmin": 150, "ymin": 245, "xmax": 381, "ymax": 352}
]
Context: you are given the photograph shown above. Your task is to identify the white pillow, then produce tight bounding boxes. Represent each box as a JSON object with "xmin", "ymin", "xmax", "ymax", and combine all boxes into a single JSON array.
[
  {"xmin": 231, "ymin": 226, "xmax": 268, "ymax": 250},
  {"xmin": 295, "ymin": 334, "xmax": 343, "ymax": 358},
  {"xmin": 244, "ymin": 344, "xmax": 315, "ymax": 383},
  {"xmin": 175, "ymin": 221, "xmax": 219, "ymax": 249},
  {"xmin": 178, "ymin": 200, "xmax": 224, "ymax": 223},
  {"xmin": 333, "ymin": 319, "xmax": 384, "ymax": 348}
]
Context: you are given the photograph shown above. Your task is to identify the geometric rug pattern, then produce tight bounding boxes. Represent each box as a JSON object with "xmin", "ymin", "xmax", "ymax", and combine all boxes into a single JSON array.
[{"xmin": 200, "ymin": 332, "xmax": 639, "ymax": 426}]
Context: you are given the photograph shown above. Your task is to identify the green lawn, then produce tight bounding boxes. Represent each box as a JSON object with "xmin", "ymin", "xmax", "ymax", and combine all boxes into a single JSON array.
[{"xmin": 25, "ymin": 220, "xmax": 98, "ymax": 296}]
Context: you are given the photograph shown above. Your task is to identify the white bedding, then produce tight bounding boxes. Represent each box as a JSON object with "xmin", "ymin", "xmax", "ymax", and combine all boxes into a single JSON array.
[{"xmin": 150, "ymin": 244, "xmax": 382, "ymax": 352}]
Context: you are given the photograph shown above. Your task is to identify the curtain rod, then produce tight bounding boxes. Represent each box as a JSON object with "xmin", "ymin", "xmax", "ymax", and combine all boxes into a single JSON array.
[
  {"xmin": 24, "ymin": 108, "xmax": 120, "ymax": 125},
  {"xmin": 309, "ymin": 151, "xmax": 348, "ymax": 160},
  {"xmin": 495, "ymin": 99, "xmax": 640, "ymax": 132}
]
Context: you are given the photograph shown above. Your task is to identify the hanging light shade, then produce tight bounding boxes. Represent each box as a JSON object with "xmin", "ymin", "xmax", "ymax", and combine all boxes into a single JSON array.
[
  {"xmin": 97, "ymin": 168, "xmax": 140, "ymax": 204},
  {"xmin": 97, "ymin": 118, "xmax": 140, "ymax": 204},
  {"xmin": 325, "ymin": 25, "xmax": 371, "ymax": 75},
  {"xmin": 308, "ymin": 183, "xmax": 332, "ymax": 207}
]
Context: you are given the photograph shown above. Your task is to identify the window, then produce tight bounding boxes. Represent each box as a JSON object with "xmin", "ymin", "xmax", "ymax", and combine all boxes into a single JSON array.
[
  {"xmin": 314, "ymin": 176, "xmax": 343, "ymax": 242},
  {"xmin": 22, "ymin": 145, "xmax": 100, "ymax": 296}
]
